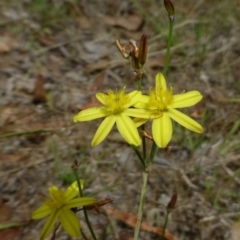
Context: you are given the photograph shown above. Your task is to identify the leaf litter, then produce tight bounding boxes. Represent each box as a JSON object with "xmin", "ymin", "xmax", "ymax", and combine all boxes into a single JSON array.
[{"xmin": 0, "ymin": 1, "xmax": 240, "ymax": 240}]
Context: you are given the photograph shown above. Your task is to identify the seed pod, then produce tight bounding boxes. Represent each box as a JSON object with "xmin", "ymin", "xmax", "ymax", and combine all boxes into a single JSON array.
[
  {"xmin": 138, "ymin": 34, "xmax": 148, "ymax": 65},
  {"xmin": 167, "ymin": 194, "xmax": 177, "ymax": 211},
  {"xmin": 164, "ymin": 0, "xmax": 175, "ymax": 20}
]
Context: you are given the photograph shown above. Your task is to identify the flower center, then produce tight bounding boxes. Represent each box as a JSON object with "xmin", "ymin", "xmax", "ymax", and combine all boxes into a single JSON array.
[
  {"xmin": 105, "ymin": 88, "xmax": 129, "ymax": 115},
  {"xmin": 46, "ymin": 188, "xmax": 66, "ymax": 210},
  {"xmin": 148, "ymin": 87, "xmax": 173, "ymax": 113}
]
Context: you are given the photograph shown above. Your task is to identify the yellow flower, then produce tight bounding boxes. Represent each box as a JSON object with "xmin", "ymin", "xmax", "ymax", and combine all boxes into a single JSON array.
[
  {"xmin": 32, "ymin": 180, "xmax": 96, "ymax": 240},
  {"xmin": 134, "ymin": 73, "xmax": 203, "ymax": 148},
  {"xmin": 74, "ymin": 88, "xmax": 149, "ymax": 147}
]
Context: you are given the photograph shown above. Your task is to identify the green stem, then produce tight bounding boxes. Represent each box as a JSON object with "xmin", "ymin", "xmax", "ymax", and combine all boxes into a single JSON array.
[
  {"xmin": 141, "ymin": 125, "xmax": 146, "ymax": 161},
  {"xmin": 137, "ymin": 76, "xmax": 142, "ymax": 91},
  {"xmin": 133, "ymin": 167, "xmax": 149, "ymax": 240},
  {"xmin": 131, "ymin": 145, "xmax": 145, "ymax": 168},
  {"xmin": 161, "ymin": 211, "xmax": 170, "ymax": 240},
  {"xmin": 135, "ymin": 75, "xmax": 147, "ymax": 167},
  {"xmin": 149, "ymin": 142, "xmax": 158, "ymax": 163},
  {"xmin": 162, "ymin": 20, "xmax": 174, "ymax": 77},
  {"xmin": 74, "ymin": 172, "xmax": 97, "ymax": 240},
  {"xmin": 133, "ymin": 19, "xmax": 174, "ymax": 239}
]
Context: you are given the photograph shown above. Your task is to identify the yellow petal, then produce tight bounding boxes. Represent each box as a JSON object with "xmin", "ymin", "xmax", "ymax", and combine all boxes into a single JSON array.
[
  {"xmin": 168, "ymin": 108, "xmax": 203, "ymax": 133},
  {"xmin": 40, "ymin": 211, "xmax": 59, "ymax": 240},
  {"xmin": 59, "ymin": 208, "xmax": 80, "ymax": 237},
  {"xmin": 116, "ymin": 114, "xmax": 141, "ymax": 146},
  {"xmin": 73, "ymin": 107, "xmax": 106, "ymax": 122},
  {"xmin": 96, "ymin": 92, "xmax": 107, "ymax": 105},
  {"xmin": 49, "ymin": 186, "xmax": 61, "ymax": 201},
  {"xmin": 64, "ymin": 180, "xmax": 84, "ymax": 201},
  {"xmin": 125, "ymin": 90, "xmax": 141, "ymax": 108},
  {"xmin": 133, "ymin": 118, "xmax": 149, "ymax": 128},
  {"xmin": 124, "ymin": 108, "xmax": 151, "ymax": 119},
  {"xmin": 32, "ymin": 204, "xmax": 52, "ymax": 219},
  {"xmin": 133, "ymin": 95, "xmax": 149, "ymax": 108},
  {"xmin": 156, "ymin": 72, "xmax": 167, "ymax": 91},
  {"xmin": 171, "ymin": 91, "xmax": 202, "ymax": 108},
  {"xmin": 152, "ymin": 114, "xmax": 172, "ymax": 148},
  {"xmin": 91, "ymin": 115, "xmax": 116, "ymax": 146},
  {"xmin": 65, "ymin": 197, "xmax": 96, "ymax": 209}
]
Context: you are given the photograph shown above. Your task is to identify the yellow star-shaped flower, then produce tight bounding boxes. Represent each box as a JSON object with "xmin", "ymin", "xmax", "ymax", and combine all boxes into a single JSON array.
[
  {"xmin": 74, "ymin": 88, "xmax": 149, "ymax": 147},
  {"xmin": 134, "ymin": 73, "xmax": 203, "ymax": 148},
  {"xmin": 32, "ymin": 180, "xmax": 96, "ymax": 240}
]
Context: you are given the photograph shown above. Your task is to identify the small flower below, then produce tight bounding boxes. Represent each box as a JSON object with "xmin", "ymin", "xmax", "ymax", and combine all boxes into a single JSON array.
[
  {"xmin": 32, "ymin": 180, "xmax": 96, "ymax": 240},
  {"xmin": 134, "ymin": 73, "xmax": 203, "ymax": 148}
]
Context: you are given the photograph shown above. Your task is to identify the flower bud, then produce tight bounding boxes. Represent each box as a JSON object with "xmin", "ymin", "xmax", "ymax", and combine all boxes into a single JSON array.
[
  {"xmin": 164, "ymin": 0, "xmax": 175, "ymax": 21},
  {"xmin": 138, "ymin": 34, "xmax": 148, "ymax": 65},
  {"xmin": 167, "ymin": 193, "xmax": 177, "ymax": 211}
]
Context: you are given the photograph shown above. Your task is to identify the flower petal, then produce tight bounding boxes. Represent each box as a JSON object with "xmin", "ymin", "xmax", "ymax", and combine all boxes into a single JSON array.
[
  {"xmin": 32, "ymin": 204, "xmax": 52, "ymax": 219},
  {"xmin": 40, "ymin": 210, "xmax": 59, "ymax": 240},
  {"xmin": 124, "ymin": 108, "xmax": 151, "ymax": 119},
  {"xmin": 152, "ymin": 114, "xmax": 172, "ymax": 148},
  {"xmin": 156, "ymin": 73, "xmax": 167, "ymax": 91},
  {"xmin": 125, "ymin": 90, "xmax": 141, "ymax": 108},
  {"xmin": 49, "ymin": 186, "xmax": 61, "ymax": 201},
  {"xmin": 133, "ymin": 118, "xmax": 149, "ymax": 128},
  {"xmin": 116, "ymin": 114, "xmax": 141, "ymax": 146},
  {"xmin": 133, "ymin": 95, "xmax": 149, "ymax": 108},
  {"xmin": 73, "ymin": 107, "xmax": 106, "ymax": 122},
  {"xmin": 65, "ymin": 197, "xmax": 96, "ymax": 209},
  {"xmin": 168, "ymin": 108, "xmax": 203, "ymax": 133},
  {"xmin": 96, "ymin": 92, "xmax": 107, "ymax": 105},
  {"xmin": 64, "ymin": 180, "xmax": 84, "ymax": 201},
  {"xmin": 59, "ymin": 208, "xmax": 80, "ymax": 237},
  {"xmin": 171, "ymin": 91, "xmax": 202, "ymax": 108},
  {"xmin": 91, "ymin": 115, "xmax": 116, "ymax": 146}
]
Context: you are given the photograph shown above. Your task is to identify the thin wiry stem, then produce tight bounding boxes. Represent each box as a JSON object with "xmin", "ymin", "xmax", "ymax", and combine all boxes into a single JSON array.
[
  {"xmin": 133, "ymin": 167, "xmax": 149, "ymax": 240},
  {"xmin": 74, "ymin": 172, "xmax": 97, "ymax": 240}
]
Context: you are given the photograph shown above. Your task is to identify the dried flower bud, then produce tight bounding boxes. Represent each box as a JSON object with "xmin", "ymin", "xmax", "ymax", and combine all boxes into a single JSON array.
[
  {"xmin": 71, "ymin": 159, "xmax": 79, "ymax": 171},
  {"xmin": 131, "ymin": 51, "xmax": 141, "ymax": 71},
  {"xmin": 115, "ymin": 39, "xmax": 129, "ymax": 59},
  {"xmin": 138, "ymin": 34, "xmax": 148, "ymax": 65},
  {"xmin": 164, "ymin": 0, "xmax": 175, "ymax": 21},
  {"xmin": 167, "ymin": 194, "xmax": 177, "ymax": 211}
]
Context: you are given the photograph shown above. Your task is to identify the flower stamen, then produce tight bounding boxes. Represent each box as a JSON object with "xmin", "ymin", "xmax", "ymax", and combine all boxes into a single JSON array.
[{"xmin": 105, "ymin": 88, "xmax": 130, "ymax": 115}]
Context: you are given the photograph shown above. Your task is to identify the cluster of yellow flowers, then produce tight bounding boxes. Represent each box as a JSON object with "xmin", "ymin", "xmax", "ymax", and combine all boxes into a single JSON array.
[
  {"xmin": 74, "ymin": 72, "xmax": 203, "ymax": 148},
  {"xmin": 32, "ymin": 29, "xmax": 203, "ymax": 239},
  {"xmin": 33, "ymin": 73, "xmax": 202, "ymax": 240}
]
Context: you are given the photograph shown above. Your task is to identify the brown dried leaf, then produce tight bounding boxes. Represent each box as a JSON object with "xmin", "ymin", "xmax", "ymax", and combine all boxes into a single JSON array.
[
  {"xmin": 101, "ymin": 14, "xmax": 143, "ymax": 31},
  {"xmin": 0, "ymin": 228, "xmax": 23, "ymax": 240},
  {"xmin": 231, "ymin": 222, "xmax": 240, "ymax": 240},
  {"xmin": 0, "ymin": 203, "xmax": 12, "ymax": 223},
  {"xmin": 32, "ymin": 74, "xmax": 46, "ymax": 104},
  {"xmin": 89, "ymin": 71, "xmax": 106, "ymax": 91},
  {"xmin": 0, "ymin": 154, "xmax": 27, "ymax": 163},
  {"xmin": 0, "ymin": 41, "xmax": 10, "ymax": 52},
  {"xmin": 37, "ymin": 34, "xmax": 55, "ymax": 46},
  {"xmin": 86, "ymin": 58, "xmax": 110, "ymax": 72},
  {"xmin": 104, "ymin": 207, "xmax": 178, "ymax": 240}
]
